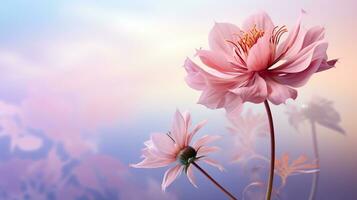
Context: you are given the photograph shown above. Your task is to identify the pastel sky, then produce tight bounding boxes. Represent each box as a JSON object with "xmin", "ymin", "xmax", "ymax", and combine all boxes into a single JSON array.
[{"xmin": 0, "ymin": 0, "xmax": 356, "ymax": 199}]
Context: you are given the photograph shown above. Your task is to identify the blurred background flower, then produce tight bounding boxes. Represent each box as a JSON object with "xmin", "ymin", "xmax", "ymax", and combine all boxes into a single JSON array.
[
  {"xmin": 274, "ymin": 153, "xmax": 318, "ymax": 190},
  {"xmin": 226, "ymin": 109, "xmax": 268, "ymax": 164},
  {"xmin": 286, "ymin": 96, "xmax": 345, "ymax": 200},
  {"xmin": 0, "ymin": 1, "xmax": 356, "ymax": 199},
  {"xmin": 286, "ymin": 97, "xmax": 345, "ymax": 133}
]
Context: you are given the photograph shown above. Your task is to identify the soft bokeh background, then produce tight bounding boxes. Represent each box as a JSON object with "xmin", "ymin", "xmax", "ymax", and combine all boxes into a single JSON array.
[{"xmin": 0, "ymin": 0, "xmax": 356, "ymax": 199}]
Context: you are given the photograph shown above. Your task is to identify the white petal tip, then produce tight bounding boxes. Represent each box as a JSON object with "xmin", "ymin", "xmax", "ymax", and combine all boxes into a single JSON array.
[{"xmin": 129, "ymin": 164, "xmax": 138, "ymax": 168}]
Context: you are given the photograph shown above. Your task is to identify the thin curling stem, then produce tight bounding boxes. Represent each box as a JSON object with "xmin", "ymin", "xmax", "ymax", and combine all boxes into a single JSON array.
[{"xmin": 192, "ymin": 162, "xmax": 238, "ymax": 200}]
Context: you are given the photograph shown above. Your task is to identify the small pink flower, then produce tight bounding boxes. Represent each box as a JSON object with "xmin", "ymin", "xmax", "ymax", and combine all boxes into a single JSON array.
[
  {"xmin": 184, "ymin": 11, "xmax": 336, "ymax": 115},
  {"xmin": 275, "ymin": 153, "xmax": 318, "ymax": 188},
  {"xmin": 131, "ymin": 110, "xmax": 223, "ymax": 191}
]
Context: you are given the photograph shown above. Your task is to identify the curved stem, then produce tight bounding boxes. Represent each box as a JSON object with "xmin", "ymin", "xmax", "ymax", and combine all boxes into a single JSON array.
[
  {"xmin": 264, "ymin": 100, "xmax": 275, "ymax": 200},
  {"xmin": 249, "ymin": 154, "xmax": 270, "ymax": 163},
  {"xmin": 308, "ymin": 121, "xmax": 319, "ymax": 200},
  {"xmin": 192, "ymin": 162, "xmax": 238, "ymax": 200},
  {"xmin": 242, "ymin": 181, "xmax": 264, "ymax": 200}
]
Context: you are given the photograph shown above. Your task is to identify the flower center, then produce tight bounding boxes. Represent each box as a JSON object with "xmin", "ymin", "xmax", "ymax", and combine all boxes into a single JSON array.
[
  {"xmin": 226, "ymin": 25, "xmax": 287, "ymax": 58},
  {"xmin": 237, "ymin": 25, "xmax": 265, "ymax": 54},
  {"xmin": 177, "ymin": 146, "xmax": 197, "ymax": 166}
]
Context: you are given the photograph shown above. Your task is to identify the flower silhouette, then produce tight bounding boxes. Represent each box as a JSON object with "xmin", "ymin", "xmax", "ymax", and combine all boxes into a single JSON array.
[
  {"xmin": 287, "ymin": 97, "xmax": 345, "ymax": 134},
  {"xmin": 131, "ymin": 110, "xmax": 223, "ymax": 191},
  {"xmin": 275, "ymin": 153, "xmax": 318, "ymax": 189},
  {"xmin": 184, "ymin": 11, "xmax": 336, "ymax": 115},
  {"xmin": 285, "ymin": 104, "xmax": 305, "ymax": 130},
  {"xmin": 286, "ymin": 97, "xmax": 345, "ymax": 199},
  {"xmin": 226, "ymin": 109, "xmax": 268, "ymax": 163}
]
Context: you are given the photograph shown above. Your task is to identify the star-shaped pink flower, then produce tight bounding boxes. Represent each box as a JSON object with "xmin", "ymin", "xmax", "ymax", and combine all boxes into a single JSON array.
[{"xmin": 131, "ymin": 110, "xmax": 223, "ymax": 191}]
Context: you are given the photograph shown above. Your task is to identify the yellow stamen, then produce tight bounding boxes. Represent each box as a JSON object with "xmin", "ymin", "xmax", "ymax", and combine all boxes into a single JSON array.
[
  {"xmin": 236, "ymin": 25, "xmax": 265, "ymax": 54},
  {"xmin": 225, "ymin": 25, "xmax": 287, "ymax": 61}
]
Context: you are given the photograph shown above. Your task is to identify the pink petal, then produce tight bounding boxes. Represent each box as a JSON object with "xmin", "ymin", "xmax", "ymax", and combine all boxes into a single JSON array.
[
  {"xmin": 196, "ymin": 50, "xmax": 238, "ymax": 73},
  {"xmin": 200, "ymin": 157, "xmax": 224, "ymax": 171},
  {"xmin": 295, "ymin": 163, "xmax": 319, "ymax": 170},
  {"xmin": 229, "ymin": 74, "xmax": 267, "ymax": 103},
  {"xmin": 131, "ymin": 157, "xmax": 174, "ymax": 169},
  {"xmin": 197, "ymin": 146, "xmax": 220, "ymax": 157},
  {"xmin": 317, "ymin": 59, "xmax": 337, "ymax": 72},
  {"xmin": 142, "ymin": 143, "xmax": 175, "ymax": 160},
  {"xmin": 161, "ymin": 165, "xmax": 183, "ymax": 191},
  {"xmin": 291, "ymin": 155, "xmax": 308, "ymax": 167},
  {"xmin": 141, "ymin": 146, "xmax": 172, "ymax": 160},
  {"xmin": 184, "ymin": 58, "xmax": 240, "ymax": 90},
  {"xmin": 281, "ymin": 153, "xmax": 290, "ymax": 166},
  {"xmin": 182, "ymin": 111, "xmax": 192, "ymax": 129},
  {"xmin": 193, "ymin": 135, "xmax": 221, "ymax": 149},
  {"xmin": 276, "ymin": 11, "xmax": 304, "ymax": 60},
  {"xmin": 272, "ymin": 41, "xmax": 324, "ymax": 74},
  {"xmin": 186, "ymin": 166, "xmax": 198, "ymax": 188},
  {"xmin": 242, "ymin": 11, "xmax": 275, "ymax": 33},
  {"xmin": 184, "ymin": 58, "xmax": 207, "ymax": 90},
  {"xmin": 302, "ymin": 26, "xmax": 325, "ymax": 49},
  {"xmin": 182, "ymin": 111, "xmax": 192, "ymax": 146},
  {"xmin": 171, "ymin": 110, "xmax": 187, "ymax": 148},
  {"xmin": 273, "ymin": 43, "xmax": 328, "ymax": 87},
  {"xmin": 265, "ymin": 78, "xmax": 297, "ymax": 105},
  {"xmin": 246, "ymin": 34, "xmax": 272, "ymax": 71},
  {"xmin": 187, "ymin": 120, "xmax": 207, "ymax": 145},
  {"xmin": 151, "ymin": 133, "xmax": 176, "ymax": 156},
  {"xmin": 208, "ymin": 22, "xmax": 241, "ymax": 56},
  {"xmin": 198, "ymin": 88, "xmax": 228, "ymax": 109}
]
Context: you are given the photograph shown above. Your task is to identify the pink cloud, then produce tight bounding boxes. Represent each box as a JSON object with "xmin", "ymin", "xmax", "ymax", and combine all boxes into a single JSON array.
[
  {"xmin": 0, "ymin": 101, "xmax": 44, "ymax": 152},
  {"xmin": 72, "ymin": 154, "xmax": 126, "ymax": 192}
]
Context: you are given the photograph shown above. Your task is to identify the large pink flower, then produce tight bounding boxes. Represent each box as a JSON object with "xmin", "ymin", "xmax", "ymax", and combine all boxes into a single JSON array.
[
  {"xmin": 131, "ymin": 110, "xmax": 223, "ymax": 191},
  {"xmin": 184, "ymin": 11, "xmax": 336, "ymax": 115}
]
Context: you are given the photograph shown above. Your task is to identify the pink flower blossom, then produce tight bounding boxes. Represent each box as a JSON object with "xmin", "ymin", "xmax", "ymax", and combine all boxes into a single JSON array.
[
  {"xmin": 131, "ymin": 110, "xmax": 223, "ymax": 191},
  {"xmin": 184, "ymin": 11, "xmax": 336, "ymax": 115},
  {"xmin": 275, "ymin": 153, "xmax": 319, "ymax": 188}
]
